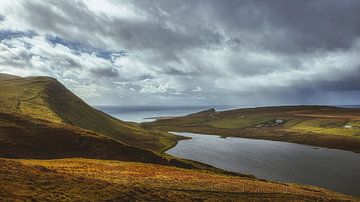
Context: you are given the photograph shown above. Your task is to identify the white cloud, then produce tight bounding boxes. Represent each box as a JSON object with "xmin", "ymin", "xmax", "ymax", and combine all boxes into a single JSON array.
[{"xmin": 0, "ymin": 0, "xmax": 360, "ymax": 105}]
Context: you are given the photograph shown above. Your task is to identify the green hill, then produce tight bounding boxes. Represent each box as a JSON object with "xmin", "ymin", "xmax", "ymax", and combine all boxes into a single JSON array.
[
  {"xmin": 0, "ymin": 73, "xmax": 210, "ymax": 169},
  {"xmin": 0, "ymin": 74, "xmax": 180, "ymax": 152},
  {"xmin": 144, "ymin": 106, "xmax": 360, "ymax": 152},
  {"xmin": 0, "ymin": 111, "xmax": 181, "ymax": 165}
]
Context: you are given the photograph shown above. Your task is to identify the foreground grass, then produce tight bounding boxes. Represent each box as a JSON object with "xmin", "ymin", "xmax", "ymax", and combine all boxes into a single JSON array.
[
  {"xmin": 144, "ymin": 106, "xmax": 360, "ymax": 152},
  {"xmin": 0, "ymin": 158, "xmax": 355, "ymax": 201}
]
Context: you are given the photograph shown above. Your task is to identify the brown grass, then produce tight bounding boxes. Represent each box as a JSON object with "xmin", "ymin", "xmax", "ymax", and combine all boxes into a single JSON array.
[{"xmin": 0, "ymin": 158, "xmax": 355, "ymax": 202}]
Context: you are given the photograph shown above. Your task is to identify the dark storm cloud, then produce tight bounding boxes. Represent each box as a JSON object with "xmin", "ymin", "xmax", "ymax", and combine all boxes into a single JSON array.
[
  {"xmin": 1, "ymin": 0, "xmax": 360, "ymax": 105},
  {"xmin": 261, "ymin": 0, "xmax": 360, "ymax": 52},
  {"xmin": 20, "ymin": 0, "xmax": 223, "ymax": 51},
  {"xmin": 313, "ymin": 67, "xmax": 360, "ymax": 91},
  {"xmin": 198, "ymin": 0, "xmax": 360, "ymax": 52},
  {"xmin": 16, "ymin": 0, "xmax": 360, "ymax": 53}
]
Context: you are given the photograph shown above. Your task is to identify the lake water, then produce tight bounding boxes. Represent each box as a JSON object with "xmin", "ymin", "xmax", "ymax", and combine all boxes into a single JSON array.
[
  {"xmin": 96, "ymin": 105, "xmax": 360, "ymax": 196},
  {"xmin": 166, "ymin": 132, "xmax": 360, "ymax": 197}
]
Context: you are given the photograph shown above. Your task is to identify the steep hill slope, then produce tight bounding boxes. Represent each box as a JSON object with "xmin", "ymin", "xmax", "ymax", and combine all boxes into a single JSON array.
[
  {"xmin": 0, "ymin": 111, "xmax": 200, "ymax": 168},
  {"xmin": 0, "ymin": 74, "xmax": 179, "ymax": 152}
]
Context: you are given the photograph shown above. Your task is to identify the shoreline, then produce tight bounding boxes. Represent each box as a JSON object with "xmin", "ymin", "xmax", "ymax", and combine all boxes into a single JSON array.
[
  {"xmin": 165, "ymin": 131, "xmax": 360, "ymax": 197},
  {"xmin": 156, "ymin": 126, "xmax": 360, "ymax": 153},
  {"xmin": 167, "ymin": 131, "xmax": 359, "ymax": 154}
]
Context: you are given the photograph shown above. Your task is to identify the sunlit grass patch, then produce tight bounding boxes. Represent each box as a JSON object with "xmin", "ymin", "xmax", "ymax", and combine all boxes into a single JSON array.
[
  {"xmin": 289, "ymin": 119, "xmax": 360, "ymax": 137},
  {"xmin": 290, "ymin": 126, "xmax": 360, "ymax": 137},
  {"xmin": 13, "ymin": 158, "xmax": 356, "ymax": 201},
  {"xmin": 206, "ymin": 115, "xmax": 272, "ymax": 129},
  {"xmin": 346, "ymin": 121, "xmax": 360, "ymax": 128}
]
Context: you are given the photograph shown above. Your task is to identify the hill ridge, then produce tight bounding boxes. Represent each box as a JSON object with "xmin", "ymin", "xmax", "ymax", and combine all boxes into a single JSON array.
[{"xmin": 0, "ymin": 74, "xmax": 180, "ymax": 152}]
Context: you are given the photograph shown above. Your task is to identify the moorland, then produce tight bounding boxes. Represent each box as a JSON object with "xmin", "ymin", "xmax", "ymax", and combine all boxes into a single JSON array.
[
  {"xmin": 144, "ymin": 107, "xmax": 360, "ymax": 153},
  {"xmin": 0, "ymin": 73, "xmax": 358, "ymax": 201}
]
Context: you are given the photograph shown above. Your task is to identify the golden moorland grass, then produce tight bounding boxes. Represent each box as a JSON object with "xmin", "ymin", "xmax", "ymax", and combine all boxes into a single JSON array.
[
  {"xmin": 1, "ymin": 74, "xmax": 359, "ymax": 201},
  {"xmin": 0, "ymin": 158, "xmax": 355, "ymax": 202}
]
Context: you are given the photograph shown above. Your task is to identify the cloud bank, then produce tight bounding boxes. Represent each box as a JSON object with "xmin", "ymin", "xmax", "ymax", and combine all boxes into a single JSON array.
[{"xmin": 0, "ymin": 0, "xmax": 360, "ymax": 105}]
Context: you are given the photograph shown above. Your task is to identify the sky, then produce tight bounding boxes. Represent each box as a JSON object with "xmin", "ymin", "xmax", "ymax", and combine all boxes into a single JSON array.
[{"xmin": 0, "ymin": 0, "xmax": 360, "ymax": 106}]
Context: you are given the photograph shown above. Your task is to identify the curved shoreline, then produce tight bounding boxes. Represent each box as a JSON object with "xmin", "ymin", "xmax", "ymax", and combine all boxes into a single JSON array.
[
  {"xmin": 155, "ymin": 126, "xmax": 360, "ymax": 153},
  {"xmin": 166, "ymin": 132, "xmax": 360, "ymax": 197}
]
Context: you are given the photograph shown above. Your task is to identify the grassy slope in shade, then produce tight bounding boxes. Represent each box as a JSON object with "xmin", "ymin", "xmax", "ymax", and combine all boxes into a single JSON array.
[
  {"xmin": 0, "ymin": 111, "xmax": 199, "ymax": 169},
  {"xmin": 0, "ymin": 73, "xmax": 206, "ymax": 169},
  {"xmin": 0, "ymin": 158, "xmax": 357, "ymax": 202},
  {"xmin": 0, "ymin": 73, "xmax": 180, "ymax": 152},
  {"xmin": 144, "ymin": 106, "xmax": 360, "ymax": 152}
]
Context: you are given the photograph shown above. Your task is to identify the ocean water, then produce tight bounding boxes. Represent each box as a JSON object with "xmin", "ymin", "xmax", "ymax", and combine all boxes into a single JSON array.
[
  {"xmin": 95, "ymin": 105, "xmax": 360, "ymax": 123},
  {"xmin": 95, "ymin": 105, "xmax": 249, "ymax": 122}
]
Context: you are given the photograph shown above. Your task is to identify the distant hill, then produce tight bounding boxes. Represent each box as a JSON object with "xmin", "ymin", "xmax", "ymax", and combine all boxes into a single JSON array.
[
  {"xmin": 144, "ymin": 105, "xmax": 360, "ymax": 152},
  {"xmin": 187, "ymin": 108, "xmax": 216, "ymax": 116},
  {"xmin": 0, "ymin": 74, "xmax": 179, "ymax": 152}
]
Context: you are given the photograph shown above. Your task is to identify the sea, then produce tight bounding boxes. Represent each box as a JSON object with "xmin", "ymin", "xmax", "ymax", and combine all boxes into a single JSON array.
[
  {"xmin": 95, "ymin": 105, "xmax": 249, "ymax": 122},
  {"xmin": 95, "ymin": 105, "xmax": 360, "ymax": 123}
]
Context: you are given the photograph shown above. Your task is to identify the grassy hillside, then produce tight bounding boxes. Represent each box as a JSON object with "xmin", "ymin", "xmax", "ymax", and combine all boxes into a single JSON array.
[
  {"xmin": 0, "ymin": 158, "xmax": 356, "ymax": 201},
  {"xmin": 0, "ymin": 111, "xmax": 207, "ymax": 169},
  {"xmin": 1, "ymin": 73, "xmax": 358, "ymax": 200},
  {"xmin": 144, "ymin": 106, "xmax": 360, "ymax": 152},
  {"xmin": 0, "ymin": 73, "xmax": 228, "ymax": 170},
  {"xmin": 0, "ymin": 73, "xmax": 179, "ymax": 152}
]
